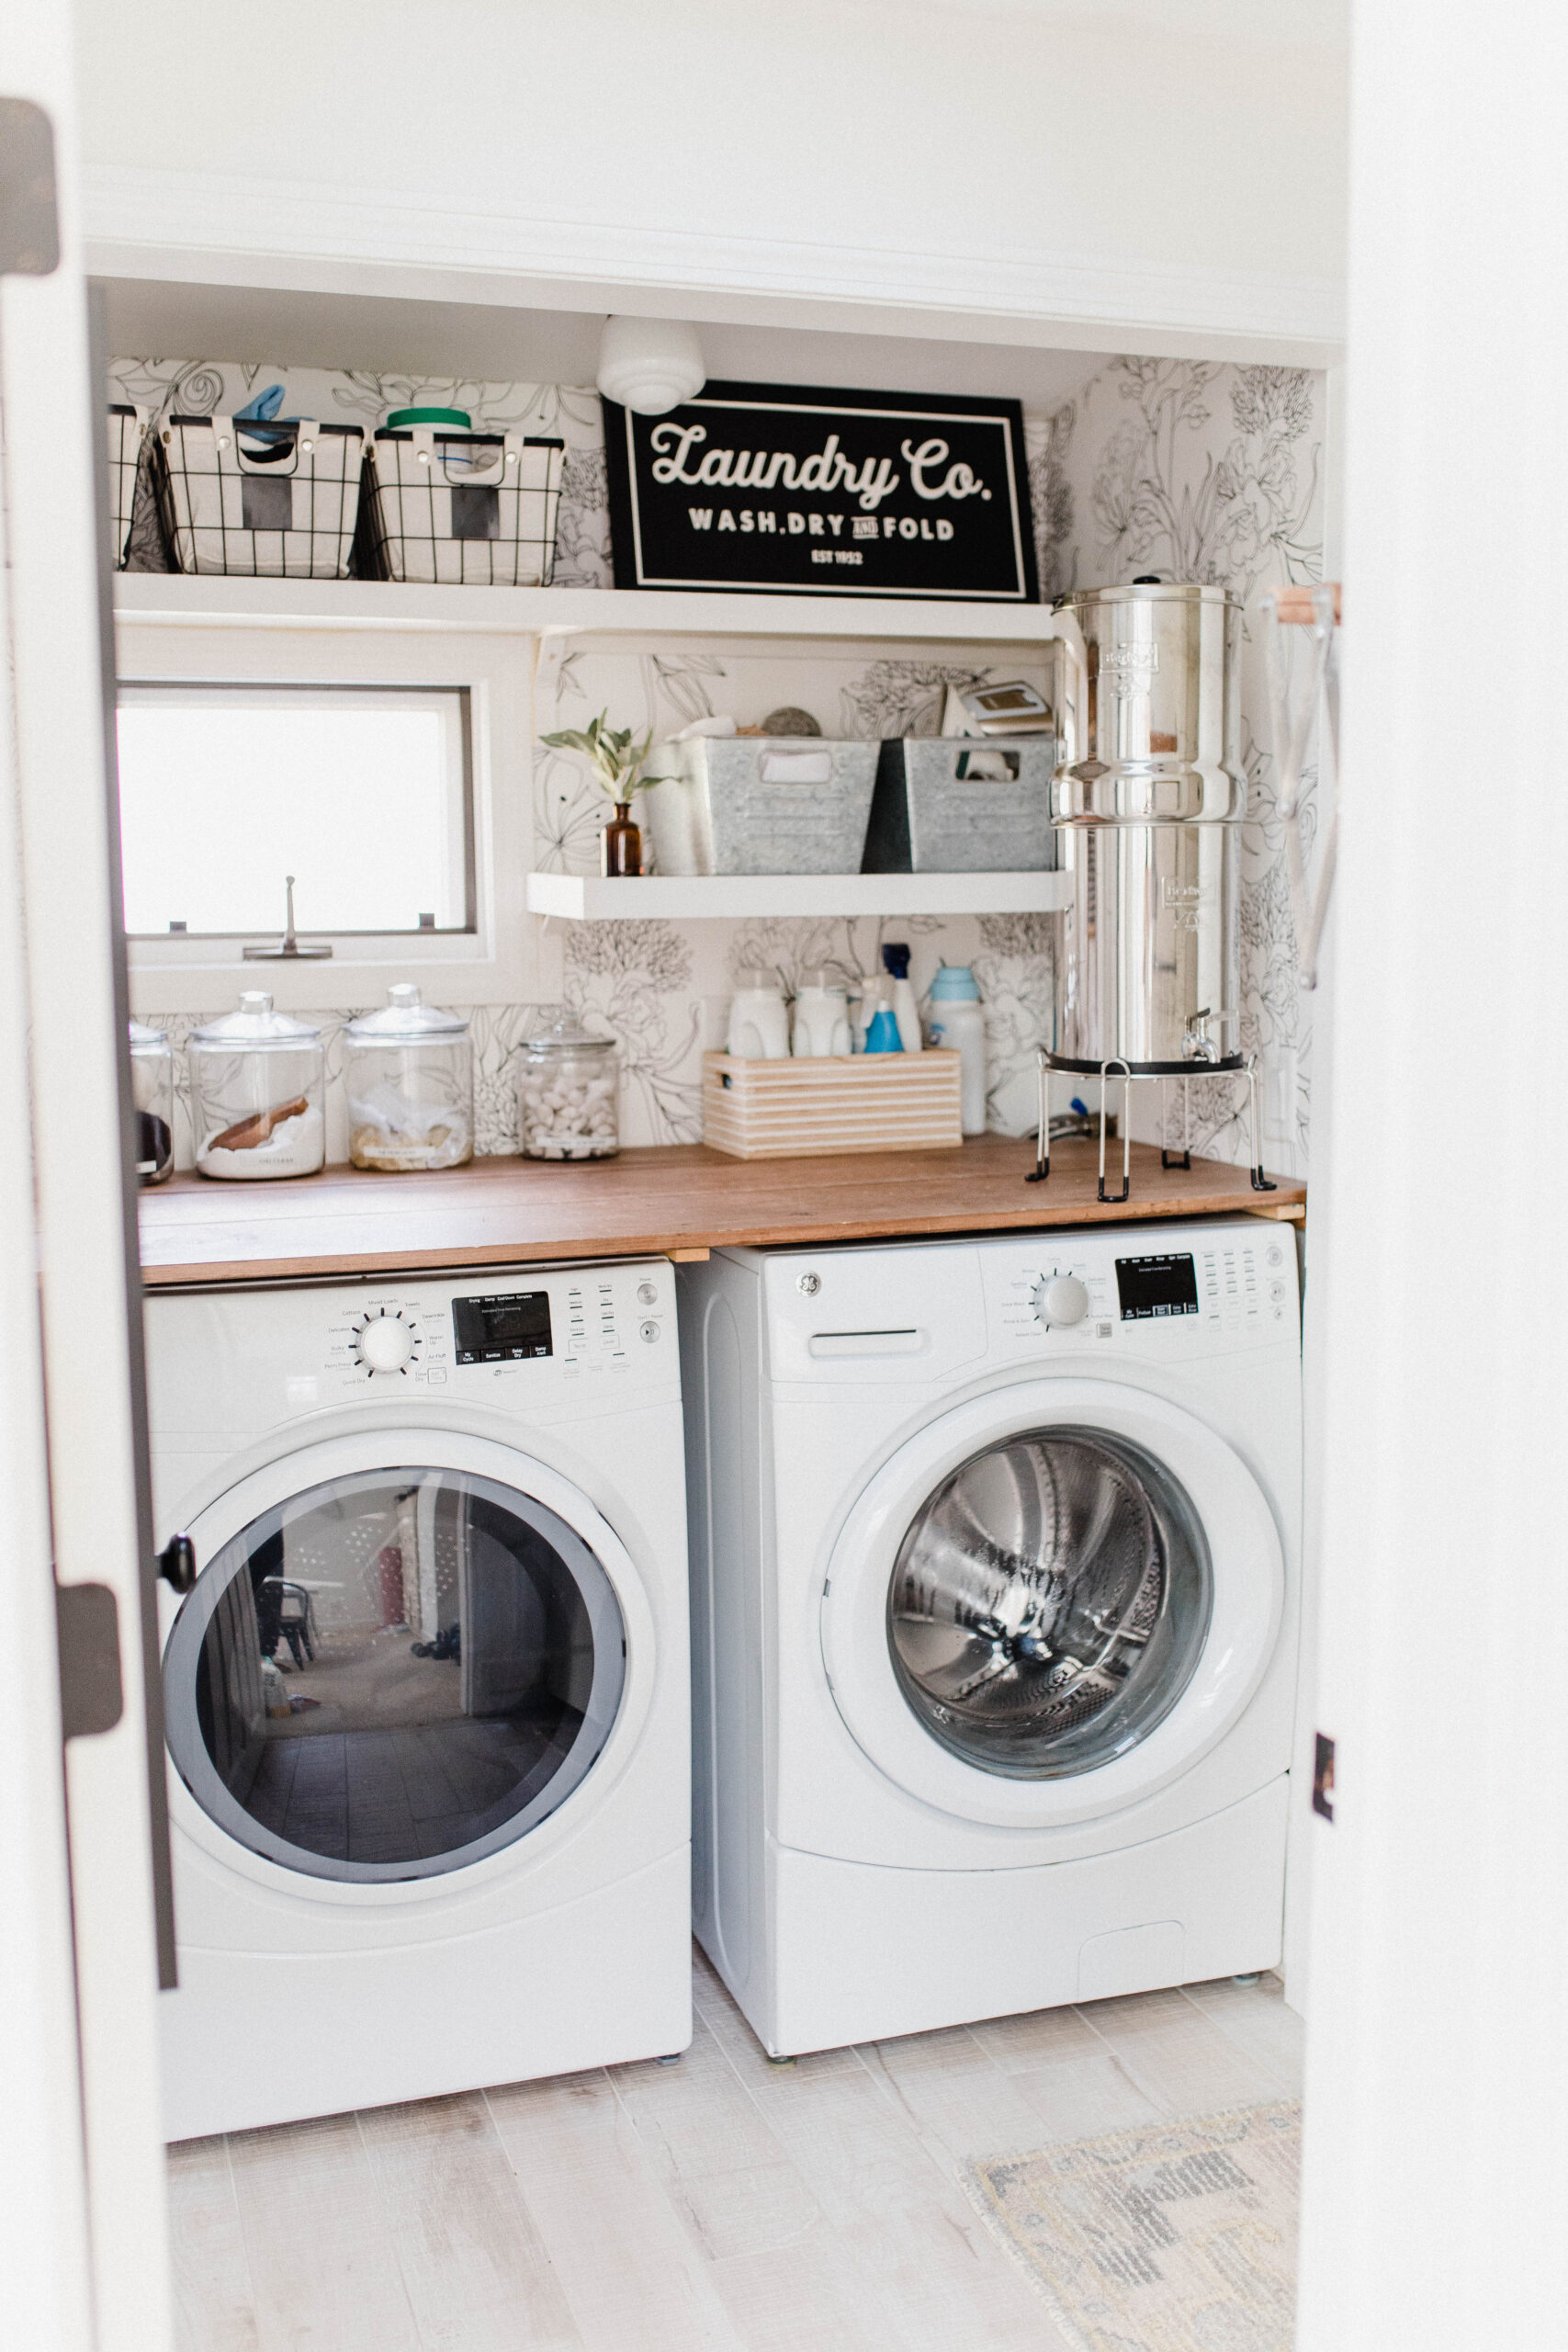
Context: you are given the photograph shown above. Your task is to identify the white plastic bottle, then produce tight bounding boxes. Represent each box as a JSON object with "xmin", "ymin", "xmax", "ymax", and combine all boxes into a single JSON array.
[
  {"xmin": 727, "ymin": 971, "xmax": 791, "ymax": 1058},
  {"xmin": 791, "ymin": 968, "xmax": 852, "ymax": 1056},
  {"xmin": 850, "ymin": 973, "xmax": 885, "ymax": 1053},
  {"xmin": 927, "ymin": 963, "xmax": 987, "ymax": 1135},
  {"xmin": 880, "ymin": 941, "xmax": 923, "ymax": 1054}
]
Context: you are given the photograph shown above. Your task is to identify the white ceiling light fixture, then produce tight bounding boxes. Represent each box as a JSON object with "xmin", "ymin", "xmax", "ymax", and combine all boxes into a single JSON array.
[{"xmin": 596, "ymin": 315, "xmax": 706, "ymax": 415}]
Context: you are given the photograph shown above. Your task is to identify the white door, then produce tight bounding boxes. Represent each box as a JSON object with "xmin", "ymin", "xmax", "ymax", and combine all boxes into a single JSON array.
[
  {"xmin": 0, "ymin": 14, "xmax": 172, "ymax": 2352},
  {"xmin": 820, "ymin": 1376, "xmax": 1284, "ymax": 1830}
]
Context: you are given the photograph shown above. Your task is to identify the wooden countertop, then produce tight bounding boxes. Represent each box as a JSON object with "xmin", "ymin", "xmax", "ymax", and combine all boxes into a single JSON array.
[{"xmin": 137, "ymin": 1136, "xmax": 1305, "ymax": 1288}]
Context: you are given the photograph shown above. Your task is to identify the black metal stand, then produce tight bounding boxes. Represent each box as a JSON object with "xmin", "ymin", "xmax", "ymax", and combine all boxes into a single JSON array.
[{"xmin": 1030, "ymin": 1051, "xmax": 1280, "ymax": 1199}]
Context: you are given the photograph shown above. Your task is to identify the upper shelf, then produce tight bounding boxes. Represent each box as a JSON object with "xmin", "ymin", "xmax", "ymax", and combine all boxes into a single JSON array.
[
  {"xmin": 526, "ymin": 872, "xmax": 1071, "ymax": 920},
  {"xmin": 113, "ymin": 574, "xmax": 1063, "ymax": 644}
]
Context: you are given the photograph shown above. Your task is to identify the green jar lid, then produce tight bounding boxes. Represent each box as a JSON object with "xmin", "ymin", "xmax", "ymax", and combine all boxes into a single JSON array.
[{"xmin": 385, "ymin": 405, "xmax": 472, "ymax": 429}]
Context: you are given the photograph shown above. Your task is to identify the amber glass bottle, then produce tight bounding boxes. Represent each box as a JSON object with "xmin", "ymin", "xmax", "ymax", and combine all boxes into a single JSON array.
[{"xmin": 601, "ymin": 801, "xmax": 643, "ymax": 877}]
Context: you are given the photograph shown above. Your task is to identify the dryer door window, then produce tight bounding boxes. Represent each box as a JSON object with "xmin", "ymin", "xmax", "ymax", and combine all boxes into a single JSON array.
[
  {"xmin": 886, "ymin": 1426, "xmax": 1212, "ymax": 1781},
  {"xmin": 164, "ymin": 1466, "xmax": 626, "ymax": 1883}
]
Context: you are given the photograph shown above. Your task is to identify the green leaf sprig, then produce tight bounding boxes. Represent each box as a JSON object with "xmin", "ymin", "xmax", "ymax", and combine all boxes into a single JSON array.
[{"xmin": 540, "ymin": 709, "xmax": 670, "ymax": 799}]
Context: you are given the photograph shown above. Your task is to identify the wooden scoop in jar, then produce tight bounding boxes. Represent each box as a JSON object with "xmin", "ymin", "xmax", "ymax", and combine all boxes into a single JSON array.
[{"xmin": 209, "ymin": 1095, "xmax": 310, "ymax": 1153}]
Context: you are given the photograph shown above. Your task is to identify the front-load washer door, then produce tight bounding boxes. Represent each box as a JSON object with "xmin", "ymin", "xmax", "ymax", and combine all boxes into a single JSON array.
[
  {"xmin": 819, "ymin": 1377, "xmax": 1284, "ymax": 1831},
  {"xmin": 164, "ymin": 1439, "xmax": 630, "ymax": 1883}
]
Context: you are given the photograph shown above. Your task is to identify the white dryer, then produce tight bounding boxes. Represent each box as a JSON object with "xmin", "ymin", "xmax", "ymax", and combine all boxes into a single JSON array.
[
  {"xmin": 679, "ymin": 1221, "xmax": 1300, "ymax": 2058},
  {"xmin": 145, "ymin": 1259, "xmax": 689, "ymax": 2141}
]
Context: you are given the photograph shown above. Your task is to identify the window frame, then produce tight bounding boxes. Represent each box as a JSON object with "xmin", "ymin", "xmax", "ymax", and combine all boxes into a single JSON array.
[
  {"xmin": 115, "ymin": 618, "xmax": 536, "ymax": 1014},
  {"xmin": 116, "ymin": 677, "xmax": 478, "ymax": 945}
]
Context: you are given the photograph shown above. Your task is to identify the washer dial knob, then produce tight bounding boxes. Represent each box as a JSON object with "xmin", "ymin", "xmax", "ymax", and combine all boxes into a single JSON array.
[
  {"xmin": 1032, "ymin": 1274, "xmax": 1089, "ymax": 1329},
  {"xmin": 355, "ymin": 1313, "xmax": 416, "ymax": 1374}
]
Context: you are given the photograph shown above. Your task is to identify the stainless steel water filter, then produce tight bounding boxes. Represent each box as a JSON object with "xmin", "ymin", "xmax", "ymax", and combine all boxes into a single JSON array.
[{"xmin": 1048, "ymin": 582, "xmax": 1247, "ymax": 1073}]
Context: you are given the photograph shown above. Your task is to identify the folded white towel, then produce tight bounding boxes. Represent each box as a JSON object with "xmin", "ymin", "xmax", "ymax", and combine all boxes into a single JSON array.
[{"xmin": 674, "ymin": 714, "xmax": 739, "ymax": 740}]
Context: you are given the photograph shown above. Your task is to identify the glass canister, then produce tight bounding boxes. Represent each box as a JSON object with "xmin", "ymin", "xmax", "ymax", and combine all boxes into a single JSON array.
[
  {"xmin": 344, "ymin": 985, "xmax": 474, "ymax": 1172},
  {"xmin": 516, "ymin": 1009, "xmax": 619, "ymax": 1160},
  {"xmin": 128, "ymin": 1018, "xmax": 175, "ymax": 1185},
  {"xmin": 188, "ymin": 991, "xmax": 325, "ymax": 1181}
]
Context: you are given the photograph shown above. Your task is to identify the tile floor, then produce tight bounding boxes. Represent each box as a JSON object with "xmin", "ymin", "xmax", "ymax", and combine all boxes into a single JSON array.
[{"xmin": 167, "ymin": 1947, "xmax": 1304, "ymax": 2352}]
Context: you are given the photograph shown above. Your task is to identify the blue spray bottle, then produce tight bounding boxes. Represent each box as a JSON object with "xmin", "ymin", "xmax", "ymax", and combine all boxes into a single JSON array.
[{"xmin": 880, "ymin": 941, "xmax": 923, "ymax": 1054}]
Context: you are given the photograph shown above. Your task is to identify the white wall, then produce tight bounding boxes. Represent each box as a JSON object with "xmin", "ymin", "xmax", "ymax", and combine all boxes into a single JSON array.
[{"xmin": 75, "ymin": 0, "xmax": 1347, "ymax": 361}]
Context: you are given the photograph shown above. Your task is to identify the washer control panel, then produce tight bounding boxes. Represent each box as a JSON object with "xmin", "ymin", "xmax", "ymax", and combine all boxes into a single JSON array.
[{"xmin": 985, "ymin": 1224, "xmax": 1296, "ymax": 1353}]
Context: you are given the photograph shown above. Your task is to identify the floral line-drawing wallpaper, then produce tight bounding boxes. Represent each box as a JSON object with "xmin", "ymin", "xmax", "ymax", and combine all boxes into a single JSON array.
[{"xmin": 112, "ymin": 354, "xmax": 1325, "ymax": 1177}]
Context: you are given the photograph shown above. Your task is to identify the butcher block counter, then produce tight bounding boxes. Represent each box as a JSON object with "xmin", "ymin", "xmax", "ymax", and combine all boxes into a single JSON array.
[{"xmin": 137, "ymin": 1135, "xmax": 1305, "ymax": 1289}]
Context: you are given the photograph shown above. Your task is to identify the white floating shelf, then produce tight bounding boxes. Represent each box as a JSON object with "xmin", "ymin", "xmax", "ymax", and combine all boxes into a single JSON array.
[
  {"xmin": 525, "ymin": 871, "xmax": 1071, "ymax": 921},
  {"xmin": 114, "ymin": 573, "xmax": 1060, "ymax": 645}
]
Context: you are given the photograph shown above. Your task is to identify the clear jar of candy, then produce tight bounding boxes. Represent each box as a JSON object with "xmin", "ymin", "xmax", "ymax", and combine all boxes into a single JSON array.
[
  {"xmin": 129, "ymin": 1018, "xmax": 175, "ymax": 1185},
  {"xmin": 344, "ymin": 985, "xmax": 473, "ymax": 1173},
  {"xmin": 516, "ymin": 1010, "xmax": 619, "ymax": 1159},
  {"xmin": 188, "ymin": 992, "xmax": 325, "ymax": 1181}
]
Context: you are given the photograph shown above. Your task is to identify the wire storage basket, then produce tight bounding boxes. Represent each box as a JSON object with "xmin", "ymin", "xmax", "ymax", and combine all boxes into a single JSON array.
[
  {"xmin": 107, "ymin": 405, "xmax": 148, "ymax": 571},
  {"xmin": 155, "ymin": 413, "xmax": 367, "ymax": 577},
  {"xmin": 365, "ymin": 425, "xmax": 566, "ymax": 585}
]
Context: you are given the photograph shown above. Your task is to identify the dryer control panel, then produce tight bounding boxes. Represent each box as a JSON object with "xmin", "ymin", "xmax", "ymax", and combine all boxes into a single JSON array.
[
  {"xmin": 318, "ymin": 1265, "xmax": 660, "ymax": 1392},
  {"xmin": 141, "ymin": 1258, "xmax": 678, "ymax": 1446}
]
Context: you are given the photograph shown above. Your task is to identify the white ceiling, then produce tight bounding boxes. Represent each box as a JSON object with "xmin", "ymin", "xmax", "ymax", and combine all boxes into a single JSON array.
[
  {"xmin": 910, "ymin": 0, "xmax": 1347, "ymax": 39},
  {"xmin": 97, "ymin": 278, "xmax": 1116, "ymax": 408}
]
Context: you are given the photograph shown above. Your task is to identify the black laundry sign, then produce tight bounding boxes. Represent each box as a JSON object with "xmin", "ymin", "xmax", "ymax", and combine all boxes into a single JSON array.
[{"xmin": 603, "ymin": 381, "xmax": 1038, "ymax": 602}]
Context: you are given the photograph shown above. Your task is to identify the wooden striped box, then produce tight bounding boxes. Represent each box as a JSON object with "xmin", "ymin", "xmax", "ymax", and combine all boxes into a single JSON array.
[{"xmin": 701, "ymin": 1048, "xmax": 962, "ymax": 1159}]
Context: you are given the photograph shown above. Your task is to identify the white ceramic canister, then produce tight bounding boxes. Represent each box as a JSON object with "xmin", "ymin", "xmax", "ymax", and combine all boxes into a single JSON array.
[
  {"xmin": 927, "ymin": 962, "xmax": 987, "ymax": 1135},
  {"xmin": 791, "ymin": 969, "xmax": 852, "ymax": 1057},
  {"xmin": 344, "ymin": 985, "xmax": 474, "ymax": 1172},
  {"xmin": 727, "ymin": 971, "xmax": 791, "ymax": 1059},
  {"xmin": 188, "ymin": 993, "xmax": 326, "ymax": 1180}
]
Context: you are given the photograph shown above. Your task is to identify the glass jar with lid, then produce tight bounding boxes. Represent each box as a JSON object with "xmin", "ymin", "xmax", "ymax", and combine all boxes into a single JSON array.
[
  {"xmin": 188, "ymin": 991, "xmax": 325, "ymax": 1180},
  {"xmin": 344, "ymin": 984, "xmax": 473, "ymax": 1173},
  {"xmin": 516, "ymin": 1008, "xmax": 619, "ymax": 1159},
  {"xmin": 128, "ymin": 1019, "xmax": 175, "ymax": 1185}
]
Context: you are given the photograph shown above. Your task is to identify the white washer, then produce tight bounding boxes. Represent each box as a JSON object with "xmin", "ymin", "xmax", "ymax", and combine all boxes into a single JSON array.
[
  {"xmin": 146, "ymin": 1258, "xmax": 689, "ymax": 2141},
  {"xmin": 679, "ymin": 1219, "xmax": 1300, "ymax": 2057}
]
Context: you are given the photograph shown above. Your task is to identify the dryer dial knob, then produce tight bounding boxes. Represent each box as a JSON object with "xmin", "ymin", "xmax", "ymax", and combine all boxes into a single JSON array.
[
  {"xmin": 355, "ymin": 1315, "xmax": 415, "ymax": 1373},
  {"xmin": 1032, "ymin": 1274, "xmax": 1089, "ymax": 1329}
]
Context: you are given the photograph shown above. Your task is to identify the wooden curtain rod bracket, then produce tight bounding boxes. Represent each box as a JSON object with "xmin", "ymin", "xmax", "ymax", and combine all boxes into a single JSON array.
[{"xmin": 1268, "ymin": 583, "xmax": 1341, "ymax": 626}]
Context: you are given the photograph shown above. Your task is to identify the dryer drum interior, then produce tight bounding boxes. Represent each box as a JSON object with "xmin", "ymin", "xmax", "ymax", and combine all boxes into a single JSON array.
[
  {"xmin": 886, "ymin": 1426, "xmax": 1213, "ymax": 1781},
  {"xmin": 164, "ymin": 1465, "xmax": 626, "ymax": 1883}
]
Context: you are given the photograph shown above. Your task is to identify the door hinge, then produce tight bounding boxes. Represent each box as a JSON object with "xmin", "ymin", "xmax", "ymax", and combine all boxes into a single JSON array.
[
  {"xmin": 56, "ymin": 1583, "xmax": 124, "ymax": 1740},
  {"xmin": 0, "ymin": 98, "xmax": 60, "ymax": 278}
]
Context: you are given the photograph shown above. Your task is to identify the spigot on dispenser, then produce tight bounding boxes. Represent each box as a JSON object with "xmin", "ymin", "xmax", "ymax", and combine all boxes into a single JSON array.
[
  {"xmin": 1180, "ymin": 1007, "xmax": 1238, "ymax": 1065},
  {"xmin": 1182, "ymin": 1009, "xmax": 1217, "ymax": 1063}
]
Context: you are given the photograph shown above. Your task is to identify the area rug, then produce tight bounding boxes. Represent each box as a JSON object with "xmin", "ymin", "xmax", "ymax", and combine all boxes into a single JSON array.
[{"xmin": 965, "ymin": 2098, "xmax": 1301, "ymax": 2352}]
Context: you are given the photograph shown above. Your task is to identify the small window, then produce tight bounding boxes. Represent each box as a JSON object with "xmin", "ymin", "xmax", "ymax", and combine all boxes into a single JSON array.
[{"xmin": 115, "ymin": 683, "xmax": 474, "ymax": 939}]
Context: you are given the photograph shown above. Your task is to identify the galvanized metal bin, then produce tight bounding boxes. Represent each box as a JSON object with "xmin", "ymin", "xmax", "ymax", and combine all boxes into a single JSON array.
[
  {"xmin": 642, "ymin": 737, "xmax": 878, "ymax": 876},
  {"xmin": 862, "ymin": 737, "xmax": 1057, "ymax": 872}
]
